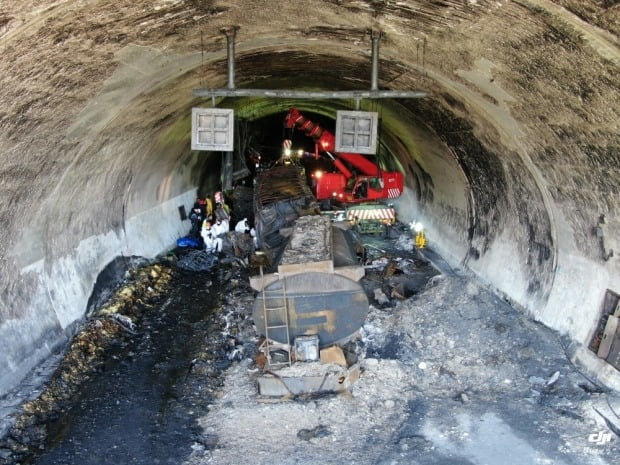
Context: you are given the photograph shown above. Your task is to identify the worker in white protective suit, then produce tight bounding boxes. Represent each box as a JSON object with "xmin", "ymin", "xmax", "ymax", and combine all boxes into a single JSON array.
[
  {"xmin": 235, "ymin": 218, "xmax": 250, "ymax": 233},
  {"xmin": 211, "ymin": 217, "xmax": 229, "ymax": 238},
  {"xmin": 235, "ymin": 218, "xmax": 258, "ymax": 248},
  {"xmin": 250, "ymin": 227, "xmax": 258, "ymax": 248},
  {"xmin": 200, "ymin": 221, "xmax": 222, "ymax": 253}
]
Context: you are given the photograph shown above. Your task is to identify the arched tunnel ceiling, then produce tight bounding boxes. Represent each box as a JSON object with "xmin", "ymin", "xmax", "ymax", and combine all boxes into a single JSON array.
[{"xmin": 0, "ymin": 0, "xmax": 619, "ymax": 394}]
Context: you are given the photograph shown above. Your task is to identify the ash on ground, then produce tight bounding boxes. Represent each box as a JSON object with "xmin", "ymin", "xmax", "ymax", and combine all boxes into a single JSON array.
[
  {"xmin": 187, "ymin": 228, "xmax": 620, "ymax": 465},
  {"xmin": 1, "ymin": 227, "xmax": 618, "ymax": 465}
]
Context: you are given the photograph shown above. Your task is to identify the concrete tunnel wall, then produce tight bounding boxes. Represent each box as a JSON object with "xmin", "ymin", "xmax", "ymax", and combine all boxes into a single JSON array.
[
  {"xmin": 0, "ymin": 45, "xmax": 225, "ymax": 394},
  {"xmin": 0, "ymin": 0, "xmax": 619, "ymax": 396}
]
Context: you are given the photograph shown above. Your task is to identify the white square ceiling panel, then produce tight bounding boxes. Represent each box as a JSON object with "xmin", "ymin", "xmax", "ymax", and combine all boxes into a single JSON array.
[
  {"xmin": 191, "ymin": 108, "xmax": 234, "ymax": 151},
  {"xmin": 335, "ymin": 110, "xmax": 378, "ymax": 155}
]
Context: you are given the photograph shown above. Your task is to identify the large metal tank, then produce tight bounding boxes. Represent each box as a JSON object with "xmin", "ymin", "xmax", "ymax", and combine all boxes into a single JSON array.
[
  {"xmin": 252, "ymin": 272, "xmax": 368, "ymax": 347},
  {"xmin": 252, "ymin": 196, "xmax": 368, "ymax": 347}
]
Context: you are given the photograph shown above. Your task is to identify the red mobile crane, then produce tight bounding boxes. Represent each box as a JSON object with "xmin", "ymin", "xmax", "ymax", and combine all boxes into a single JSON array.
[{"xmin": 284, "ymin": 108, "xmax": 404, "ymax": 205}]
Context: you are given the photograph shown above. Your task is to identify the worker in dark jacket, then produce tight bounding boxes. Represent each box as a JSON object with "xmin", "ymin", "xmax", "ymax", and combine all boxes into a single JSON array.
[
  {"xmin": 189, "ymin": 207, "xmax": 203, "ymax": 237},
  {"xmin": 214, "ymin": 202, "xmax": 230, "ymax": 222}
]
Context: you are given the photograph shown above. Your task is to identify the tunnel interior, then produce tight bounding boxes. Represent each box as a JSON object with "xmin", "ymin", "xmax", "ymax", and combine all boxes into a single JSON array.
[{"xmin": 0, "ymin": 0, "xmax": 618, "ymax": 400}]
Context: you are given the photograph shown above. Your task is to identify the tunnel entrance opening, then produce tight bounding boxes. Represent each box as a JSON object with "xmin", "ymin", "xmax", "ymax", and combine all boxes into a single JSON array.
[
  {"xmin": 241, "ymin": 110, "xmax": 332, "ymax": 162},
  {"xmin": 236, "ymin": 107, "xmax": 402, "ymax": 208},
  {"xmin": 0, "ymin": 0, "xmax": 618, "ymax": 461}
]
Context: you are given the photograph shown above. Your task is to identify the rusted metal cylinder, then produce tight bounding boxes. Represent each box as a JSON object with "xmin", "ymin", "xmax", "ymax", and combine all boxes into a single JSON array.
[
  {"xmin": 252, "ymin": 166, "xmax": 368, "ymax": 347},
  {"xmin": 253, "ymin": 272, "xmax": 368, "ymax": 347}
]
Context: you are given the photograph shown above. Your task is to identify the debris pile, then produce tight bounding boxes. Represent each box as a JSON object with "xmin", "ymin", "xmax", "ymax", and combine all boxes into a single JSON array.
[
  {"xmin": 186, "ymin": 239, "xmax": 619, "ymax": 465},
  {"xmin": 0, "ymin": 263, "xmax": 173, "ymax": 463},
  {"xmin": 175, "ymin": 249, "xmax": 219, "ymax": 272},
  {"xmin": 214, "ymin": 266, "xmax": 257, "ymax": 363},
  {"xmin": 2, "ymin": 227, "xmax": 618, "ymax": 465},
  {"xmin": 362, "ymin": 248, "xmax": 439, "ymax": 307}
]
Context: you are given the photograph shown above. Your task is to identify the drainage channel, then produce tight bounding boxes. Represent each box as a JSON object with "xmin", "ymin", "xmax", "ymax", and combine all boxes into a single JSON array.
[{"xmin": 23, "ymin": 266, "xmax": 234, "ymax": 465}]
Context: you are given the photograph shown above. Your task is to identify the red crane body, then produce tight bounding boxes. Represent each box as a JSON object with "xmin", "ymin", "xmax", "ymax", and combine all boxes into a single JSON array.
[{"xmin": 284, "ymin": 108, "xmax": 404, "ymax": 204}]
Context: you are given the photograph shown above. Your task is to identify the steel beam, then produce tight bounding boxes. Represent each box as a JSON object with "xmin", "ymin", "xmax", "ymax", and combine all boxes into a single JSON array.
[
  {"xmin": 370, "ymin": 30, "xmax": 383, "ymax": 92},
  {"xmin": 192, "ymin": 88, "xmax": 427, "ymax": 99},
  {"xmin": 197, "ymin": 26, "xmax": 427, "ymax": 101},
  {"xmin": 221, "ymin": 26, "xmax": 238, "ymax": 90}
]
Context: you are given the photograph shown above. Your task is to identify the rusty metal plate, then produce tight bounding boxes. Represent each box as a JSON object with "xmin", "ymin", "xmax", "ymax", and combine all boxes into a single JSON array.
[
  {"xmin": 605, "ymin": 325, "xmax": 620, "ymax": 370},
  {"xmin": 257, "ymin": 364, "xmax": 361, "ymax": 397},
  {"xmin": 253, "ymin": 272, "xmax": 368, "ymax": 347}
]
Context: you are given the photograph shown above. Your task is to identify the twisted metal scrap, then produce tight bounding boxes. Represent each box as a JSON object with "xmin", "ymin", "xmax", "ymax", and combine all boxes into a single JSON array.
[{"xmin": 176, "ymin": 250, "xmax": 219, "ymax": 272}]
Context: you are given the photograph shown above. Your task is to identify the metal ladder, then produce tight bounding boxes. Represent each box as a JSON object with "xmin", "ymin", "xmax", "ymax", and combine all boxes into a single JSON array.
[{"xmin": 260, "ymin": 266, "xmax": 292, "ymax": 369}]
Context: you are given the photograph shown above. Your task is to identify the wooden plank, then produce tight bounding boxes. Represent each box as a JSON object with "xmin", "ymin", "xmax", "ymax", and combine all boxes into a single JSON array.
[
  {"xmin": 606, "ymin": 328, "xmax": 620, "ymax": 370},
  {"xmin": 597, "ymin": 315, "xmax": 619, "ymax": 359}
]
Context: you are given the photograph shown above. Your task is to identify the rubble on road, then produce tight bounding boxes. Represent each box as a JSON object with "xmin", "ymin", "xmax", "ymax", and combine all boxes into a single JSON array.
[
  {"xmin": 1, "ymin": 224, "xmax": 618, "ymax": 465},
  {"xmin": 185, "ymin": 229, "xmax": 619, "ymax": 465}
]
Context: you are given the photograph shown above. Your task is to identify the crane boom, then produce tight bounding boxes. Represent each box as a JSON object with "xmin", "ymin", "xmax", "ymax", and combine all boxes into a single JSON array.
[
  {"xmin": 284, "ymin": 108, "xmax": 380, "ymax": 176},
  {"xmin": 284, "ymin": 108, "xmax": 404, "ymax": 205}
]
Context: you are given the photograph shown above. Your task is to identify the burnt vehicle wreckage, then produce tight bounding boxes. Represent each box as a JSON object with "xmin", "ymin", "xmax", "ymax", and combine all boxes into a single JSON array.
[
  {"xmin": 249, "ymin": 163, "xmax": 371, "ymax": 396},
  {"xmin": 0, "ymin": 163, "xmax": 433, "ymax": 464},
  {"xmin": 2, "ymin": 25, "xmax": 618, "ymax": 465}
]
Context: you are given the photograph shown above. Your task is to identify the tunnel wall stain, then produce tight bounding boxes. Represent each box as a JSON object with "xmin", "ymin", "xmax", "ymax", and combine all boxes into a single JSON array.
[
  {"xmin": 406, "ymin": 96, "xmax": 556, "ymax": 303},
  {"xmin": 414, "ymin": 99, "xmax": 509, "ymax": 259},
  {"xmin": 506, "ymin": 159, "xmax": 555, "ymax": 299},
  {"xmin": 497, "ymin": 6, "xmax": 619, "ymax": 265}
]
